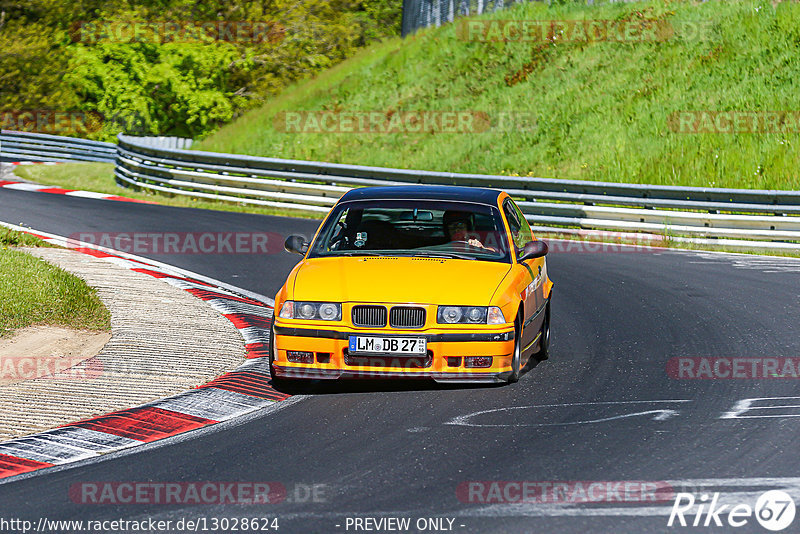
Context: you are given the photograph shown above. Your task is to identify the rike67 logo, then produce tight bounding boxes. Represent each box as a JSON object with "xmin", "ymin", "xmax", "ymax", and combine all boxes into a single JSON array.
[{"xmin": 668, "ymin": 490, "xmax": 796, "ymax": 531}]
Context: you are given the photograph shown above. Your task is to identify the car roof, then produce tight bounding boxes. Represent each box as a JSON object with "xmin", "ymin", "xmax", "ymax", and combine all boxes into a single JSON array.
[{"xmin": 338, "ymin": 185, "xmax": 504, "ymax": 205}]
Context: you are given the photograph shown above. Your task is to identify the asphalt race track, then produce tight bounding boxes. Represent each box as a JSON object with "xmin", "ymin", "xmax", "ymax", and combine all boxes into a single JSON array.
[{"xmin": 2, "ymin": 187, "xmax": 800, "ymax": 533}]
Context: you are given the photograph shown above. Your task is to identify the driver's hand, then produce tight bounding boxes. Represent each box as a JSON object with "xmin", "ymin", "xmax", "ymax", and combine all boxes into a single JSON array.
[{"xmin": 468, "ymin": 238, "xmax": 484, "ymax": 248}]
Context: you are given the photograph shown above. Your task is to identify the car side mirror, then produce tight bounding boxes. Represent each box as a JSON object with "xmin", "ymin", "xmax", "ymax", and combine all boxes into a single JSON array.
[
  {"xmin": 518, "ymin": 240, "xmax": 548, "ymax": 262},
  {"xmin": 284, "ymin": 235, "xmax": 309, "ymax": 255}
]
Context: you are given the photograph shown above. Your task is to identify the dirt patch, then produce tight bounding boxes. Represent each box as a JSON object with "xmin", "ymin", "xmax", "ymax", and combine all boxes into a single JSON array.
[{"xmin": 0, "ymin": 326, "xmax": 110, "ymax": 386}]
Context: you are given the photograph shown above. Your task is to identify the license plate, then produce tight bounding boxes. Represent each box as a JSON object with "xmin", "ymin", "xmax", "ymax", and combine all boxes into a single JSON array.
[{"xmin": 348, "ymin": 336, "xmax": 426, "ymax": 355}]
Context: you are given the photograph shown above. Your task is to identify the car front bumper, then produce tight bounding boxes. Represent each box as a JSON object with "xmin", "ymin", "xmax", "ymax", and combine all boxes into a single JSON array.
[{"xmin": 272, "ymin": 324, "xmax": 516, "ymax": 383}]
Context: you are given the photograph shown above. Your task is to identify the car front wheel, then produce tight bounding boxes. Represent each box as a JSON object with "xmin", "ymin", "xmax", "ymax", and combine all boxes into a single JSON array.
[
  {"xmin": 269, "ymin": 323, "xmax": 279, "ymax": 381},
  {"xmin": 533, "ymin": 301, "xmax": 550, "ymax": 361},
  {"xmin": 507, "ymin": 315, "xmax": 522, "ymax": 384}
]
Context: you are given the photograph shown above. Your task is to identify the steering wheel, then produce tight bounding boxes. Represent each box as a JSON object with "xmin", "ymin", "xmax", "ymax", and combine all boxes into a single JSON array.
[
  {"xmin": 450, "ymin": 239, "xmax": 478, "ymax": 250},
  {"xmin": 329, "ymin": 221, "xmax": 349, "ymax": 248}
]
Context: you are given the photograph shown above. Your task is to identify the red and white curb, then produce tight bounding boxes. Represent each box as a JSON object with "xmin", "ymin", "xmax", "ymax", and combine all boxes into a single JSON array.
[
  {"xmin": 0, "ymin": 180, "xmax": 155, "ymax": 204},
  {"xmin": 0, "ymin": 222, "xmax": 289, "ymax": 481}
]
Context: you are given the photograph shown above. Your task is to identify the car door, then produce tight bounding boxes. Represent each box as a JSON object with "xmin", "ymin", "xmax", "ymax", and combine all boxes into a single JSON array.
[{"xmin": 503, "ymin": 198, "xmax": 546, "ymax": 356}]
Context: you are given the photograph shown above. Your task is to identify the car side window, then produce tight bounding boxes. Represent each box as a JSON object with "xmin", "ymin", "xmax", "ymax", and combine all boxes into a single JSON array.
[{"xmin": 504, "ymin": 199, "xmax": 533, "ymax": 256}]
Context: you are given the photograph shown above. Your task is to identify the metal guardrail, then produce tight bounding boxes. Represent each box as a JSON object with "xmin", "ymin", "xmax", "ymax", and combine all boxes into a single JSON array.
[
  {"xmin": 3, "ymin": 130, "xmax": 800, "ymax": 250},
  {"xmin": 130, "ymin": 136, "xmax": 194, "ymax": 150},
  {"xmin": 114, "ymin": 134, "xmax": 800, "ymax": 248},
  {"xmin": 0, "ymin": 130, "xmax": 117, "ymax": 163},
  {"xmin": 0, "ymin": 131, "xmax": 192, "ymax": 163}
]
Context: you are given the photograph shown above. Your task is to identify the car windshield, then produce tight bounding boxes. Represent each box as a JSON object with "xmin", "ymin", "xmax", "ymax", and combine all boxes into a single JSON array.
[{"xmin": 309, "ymin": 199, "xmax": 511, "ymax": 263}]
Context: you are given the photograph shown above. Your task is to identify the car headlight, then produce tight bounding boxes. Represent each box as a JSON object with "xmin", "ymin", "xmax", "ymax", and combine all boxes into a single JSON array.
[
  {"xmin": 437, "ymin": 306, "xmax": 506, "ymax": 325},
  {"xmin": 278, "ymin": 301, "xmax": 341, "ymax": 321}
]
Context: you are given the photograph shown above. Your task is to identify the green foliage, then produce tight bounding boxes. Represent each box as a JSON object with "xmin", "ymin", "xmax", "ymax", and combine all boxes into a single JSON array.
[
  {"xmin": 65, "ymin": 39, "xmax": 241, "ymax": 138},
  {"xmin": 0, "ymin": 0, "xmax": 401, "ymax": 140},
  {"xmin": 0, "ymin": 20, "xmax": 78, "ymax": 110}
]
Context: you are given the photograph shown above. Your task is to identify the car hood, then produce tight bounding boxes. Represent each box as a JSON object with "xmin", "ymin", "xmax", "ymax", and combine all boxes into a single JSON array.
[{"xmin": 291, "ymin": 256, "xmax": 511, "ymax": 305}]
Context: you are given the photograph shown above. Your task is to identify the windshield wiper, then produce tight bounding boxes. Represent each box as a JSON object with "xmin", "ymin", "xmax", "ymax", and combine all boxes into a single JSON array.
[
  {"xmin": 336, "ymin": 251, "xmax": 476, "ymax": 260},
  {"xmin": 412, "ymin": 252, "xmax": 476, "ymax": 260},
  {"xmin": 338, "ymin": 251, "xmax": 385, "ymax": 256}
]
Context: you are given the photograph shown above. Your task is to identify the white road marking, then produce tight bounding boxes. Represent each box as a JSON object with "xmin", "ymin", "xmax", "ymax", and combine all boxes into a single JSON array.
[
  {"xmin": 689, "ymin": 252, "xmax": 800, "ymax": 273},
  {"xmin": 2, "ymin": 183, "xmax": 47, "ymax": 191},
  {"xmin": 162, "ymin": 277, "xmax": 239, "ymax": 296},
  {"xmin": 207, "ymin": 298, "xmax": 274, "ymax": 318},
  {"xmin": 153, "ymin": 388, "xmax": 274, "ymax": 421},
  {"xmin": 33, "ymin": 427, "xmax": 140, "ymax": 451},
  {"xmin": 0, "ymin": 440, "xmax": 96, "ymax": 464},
  {"xmin": 103, "ymin": 256, "xmax": 154, "ymax": 270},
  {"xmin": 446, "ymin": 401, "xmax": 691, "ymax": 427},
  {"xmin": 721, "ymin": 396, "xmax": 800, "ymax": 419},
  {"xmin": 239, "ymin": 326, "xmax": 272, "ymax": 345},
  {"xmin": 65, "ymin": 190, "xmax": 112, "ymax": 199}
]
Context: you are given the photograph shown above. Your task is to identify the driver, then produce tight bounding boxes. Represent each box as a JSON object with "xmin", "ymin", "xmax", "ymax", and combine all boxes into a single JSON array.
[{"xmin": 443, "ymin": 210, "xmax": 493, "ymax": 250}]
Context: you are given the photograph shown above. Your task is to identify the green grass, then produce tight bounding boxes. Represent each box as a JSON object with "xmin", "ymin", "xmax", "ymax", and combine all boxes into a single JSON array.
[
  {"xmin": 12, "ymin": 163, "xmax": 324, "ymax": 220},
  {"xmin": 0, "ymin": 227, "xmax": 57, "ymax": 248},
  {"xmin": 0, "ymin": 246, "xmax": 111, "ymax": 337},
  {"xmin": 196, "ymin": 0, "xmax": 800, "ymax": 190}
]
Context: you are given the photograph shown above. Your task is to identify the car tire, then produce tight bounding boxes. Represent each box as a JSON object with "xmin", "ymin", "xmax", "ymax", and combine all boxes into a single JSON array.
[
  {"xmin": 532, "ymin": 301, "xmax": 550, "ymax": 361},
  {"xmin": 507, "ymin": 314, "xmax": 522, "ymax": 384},
  {"xmin": 269, "ymin": 323, "xmax": 279, "ymax": 381}
]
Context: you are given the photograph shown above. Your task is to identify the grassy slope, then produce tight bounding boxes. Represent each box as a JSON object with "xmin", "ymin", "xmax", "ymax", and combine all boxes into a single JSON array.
[
  {"xmin": 197, "ymin": 0, "xmax": 800, "ymax": 190},
  {"xmin": 0, "ymin": 229, "xmax": 111, "ymax": 336}
]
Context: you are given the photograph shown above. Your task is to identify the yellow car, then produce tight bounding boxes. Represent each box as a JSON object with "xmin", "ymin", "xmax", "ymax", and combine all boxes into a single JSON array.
[{"xmin": 270, "ymin": 185, "xmax": 552, "ymax": 384}]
